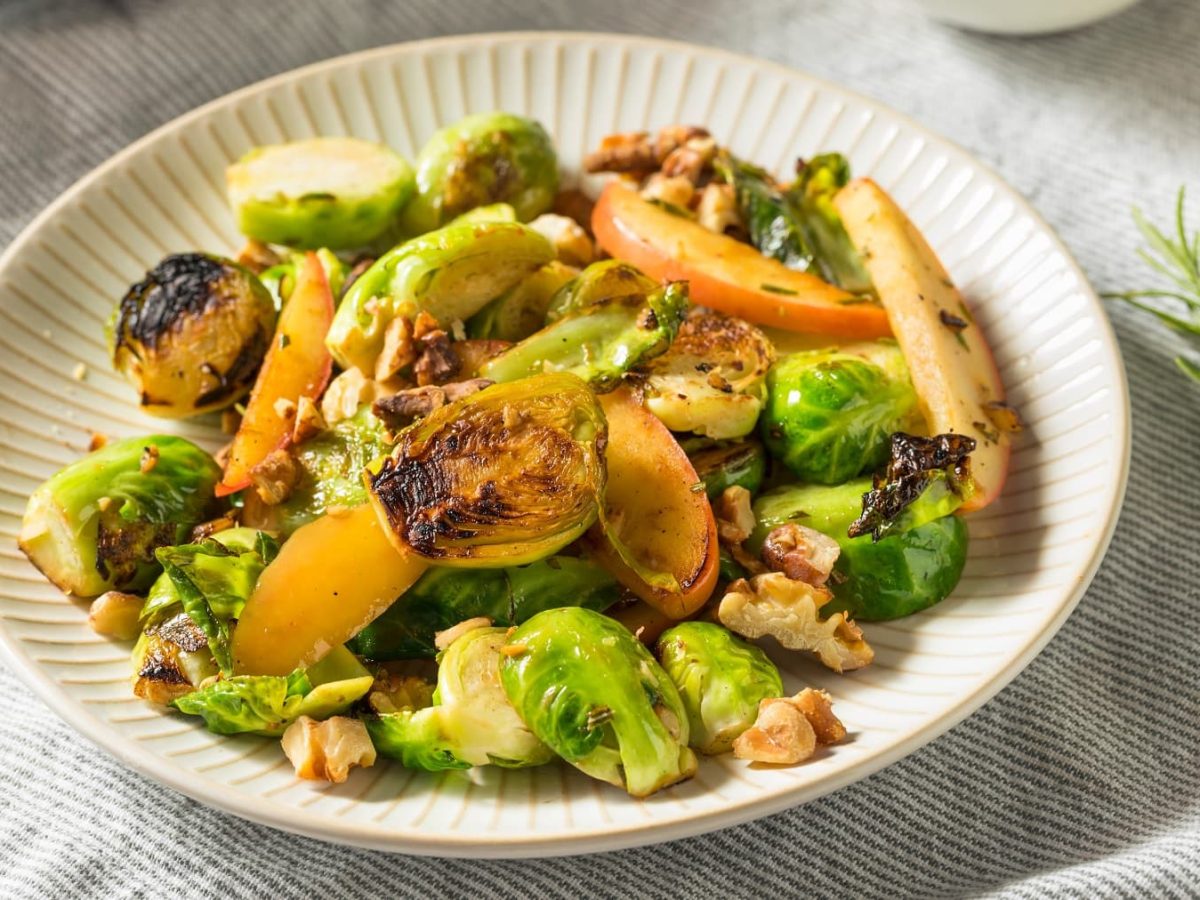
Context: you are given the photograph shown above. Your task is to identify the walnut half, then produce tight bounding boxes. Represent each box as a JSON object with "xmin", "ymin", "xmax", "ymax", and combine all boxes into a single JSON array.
[{"xmin": 732, "ymin": 688, "xmax": 846, "ymax": 765}]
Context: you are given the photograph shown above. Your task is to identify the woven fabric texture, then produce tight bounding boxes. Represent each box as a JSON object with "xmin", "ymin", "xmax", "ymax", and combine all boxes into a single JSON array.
[{"xmin": 0, "ymin": 0, "xmax": 1197, "ymax": 896}]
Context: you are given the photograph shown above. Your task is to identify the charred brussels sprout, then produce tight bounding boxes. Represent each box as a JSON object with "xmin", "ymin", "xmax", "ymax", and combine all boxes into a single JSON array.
[
  {"xmin": 656, "ymin": 622, "xmax": 783, "ymax": 754},
  {"xmin": 479, "ymin": 282, "xmax": 688, "ymax": 390},
  {"xmin": 643, "ymin": 312, "xmax": 775, "ymax": 439},
  {"xmin": 367, "ymin": 373, "xmax": 606, "ymax": 565},
  {"xmin": 544, "ymin": 260, "xmax": 658, "ymax": 323},
  {"xmin": 327, "ymin": 220, "xmax": 553, "ymax": 373},
  {"xmin": 348, "ymin": 556, "xmax": 620, "ymax": 659},
  {"xmin": 111, "ymin": 253, "xmax": 276, "ymax": 417},
  {"xmin": 139, "ymin": 526, "xmax": 271, "ymax": 626},
  {"xmin": 399, "ymin": 112, "xmax": 558, "ymax": 235},
  {"xmin": 688, "ymin": 440, "xmax": 767, "ymax": 500},
  {"xmin": 761, "ymin": 342, "xmax": 918, "ymax": 484},
  {"xmin": 226, "ymin": 137, "xmax": 415, "ymax": 249},
  {"xmin": 500, "ymin": 607, "xmax": 697, "ymax": 797},
  {"xmin": 367, "ymin": 624, "xmax": 552, "ymax": 770},
  {"xmin": 18, "ymin": 436, "xmax": 221, "ymax": 597}
]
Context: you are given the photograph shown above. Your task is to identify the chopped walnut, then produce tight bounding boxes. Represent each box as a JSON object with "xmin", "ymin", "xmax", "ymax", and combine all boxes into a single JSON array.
[
  {"xmin": 236, "ymin": 238, "xmax": 282, "ymax": 274},
  {"xmin": 661, "ymin": 134, "xmax": 717, "ymax": 183},
  {"xmin": 272, "ymin": 396, "xmax": 297, "ymax": 424},
  {"xmin": 761, "ymin": 523, "xmax": 841, "ymax": 586},
  {"xmin": 714, "ymin": 486, "xmax": 755, "ymax": 545},
  {"xmin": 433, "ymin": 616, "xmax": 492, "ymax": 651},
  {"xmin": 732, "ymin": 697, "xmax": 816, "ymax": 764},
  {"xmin": 697, "ymin": 182, "xmax": 740, "ymax": 234},
  {"xmin": 88, "ymin": 591, "xmax": 142, "ymax": 641},
  {"xmin": 291, "ymin": 395, "xmax": 326, "ymax": 444},
  {"xmin": 528, "ymin": 213, "xmax": 596, "ymax": 268},
  {"xmin": 641, "ymin": 173, "xmax": 696, "ymax": 210},
  {"xmin": 655, "ymin": 125, "xmax": 711, "ymax": 161},
  {"xmin": 248, "ymin": 449, "xmax": 300, "ymax": 505},
  {"xmin": 372, "ymin": 379, "xmax": 493, "ymax": 429},
  {"xmin": 375, "ymin": 315, "xmax": 416, "ymax": 382},
  {"xmin": 321, "ymin": 367, "xmax": 385, "ymax": 424},
  {"xmin": 413, "ymin": 328, "xmax": 460, "ymax": 387},
  {"xmin": 88, "ymin": 432, "xmax": 108, "ymax": 452},
  {"xmin": 281, "ymin": 716, "xmax": 376, "ymax": 784},
  {"xmin": 789, "ymin": 688, "xmax": 847, "ymax": 745},
  {"xmin": 584, "ymin": 130, "xmax": 660, "ymax": 174},
  {"xmin": 718, "ymin": 572, "xmax": 874, "ymax": 672}
]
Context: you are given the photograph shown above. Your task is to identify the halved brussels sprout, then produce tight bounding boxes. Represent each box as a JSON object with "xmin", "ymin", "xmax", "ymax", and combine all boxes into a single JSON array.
[
  {"xmin": 366, "ymin": 373, "xmax": 605, "ymax": 566},
  {"xmin": 447, "ymin": 202, "xmax": 518, "ymax": 226},
  {"xmin": 500, "ymin": 607, "xmax": 698, "ymax": 797},
  {"xmin": 688, "ymin": 439, "xmax": 767, "ymax": 499},
  {"xmin": 326, "ymin": 220, "xmax": 553, "ymax": 373},
  {"xmin": 348, "ymin": 556, "xmax": 620, "ymax": 659},
  {"xmin": 544, "ymin": 260, "xmax": 658, "ymax": 323},
  {"xmin": 643, "ymin": 312, "xmax": 775, "ymax": 439},
  {"xmin": 467, "ymin": 260, "xmax": 577, "ymax": 341},
  {"xmin": 132, "ymin": 615, "xmax": 219, "ymax": 706},
  {"xmin": 140, "ymin": 526, "xmax": 270, "ymax": 625},
  {"xmin": 479, "ymin": 281, "xmax": 688, "ymax": 390},
  {"xmin": 226, "ymin": 137, "xmax": 415, "ymax": 249},
  {"xmin": 19, "ymin": 436, "xmax": 221, "ymax": 597},
  {"xmin": 111, "ymin": 253, "xmax": 276, "ymax": 417},
  {"xmin": 656, "ymin": 621, "xmax": 783, "ymax": 754},
  {"xmin": 760, "ymin": 342, "xmax": 919, "ymax": 484},
  {"xmin": 399, "ymin": 112, "xmax": 558, "ymax": 235},
  {"xmin": 171, "ymin": 646, "xmax": 373, "ymax": 735},
  {"xmin": 367, "ymin": 624, "xmax": 552, "ymax": 770}
]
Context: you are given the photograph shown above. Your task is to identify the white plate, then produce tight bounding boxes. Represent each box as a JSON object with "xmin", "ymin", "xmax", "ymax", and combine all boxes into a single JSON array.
[{"xmin": 0, "ymin": 32, "xmax": 1129, "ymax": 857}]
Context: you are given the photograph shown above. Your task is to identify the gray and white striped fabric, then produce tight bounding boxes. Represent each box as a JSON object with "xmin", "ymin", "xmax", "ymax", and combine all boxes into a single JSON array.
[{"xmin": 1, "ymin": 1, "xmax": 1198, "ymax": 896}]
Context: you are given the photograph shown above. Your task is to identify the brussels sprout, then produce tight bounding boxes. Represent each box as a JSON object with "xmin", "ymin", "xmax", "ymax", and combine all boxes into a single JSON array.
[
  {"xmin": 791, "ymin": 153, "xmax": 874, "ymax": 296},
  {"xmin": 761, "ymin": 342, "xmax": 919, "ymax": 484},
  {"xmin": 656, "ymin": 622, "xmax": 783, "ymax": 754},
  {"xmin": 750, "ymin": 478, "xmax": 969, "ymax": 620},
  {"xmin": 326, "ymin": 220, "xmax": 553, "ymax": 373},
  {"xmin": 18, "ymin": 436, "xmax": 221, "ymax": 597},
  {"xmin": 226, "ymin": 137, "xmax": 415, "ymax": 250},
  {"xmin": 259, "ymin": 248, "xmax": 348, "ymax": 308},
  {"xmin": 367, "ymin": 625, "xmax": 552, "ymax": 770},
  {"xmin": 643, "ymin": 312, "xmax": 775, "ymax": 439},
  {"xmin": 544, "ymin": 260, "xmax": 658, "ymax": 323},
  {"xmin": 348, "ymin": 556, "xmax": 621, "ymax": 659},
  {"xmin": 367, "ymin": 373, "xmax": 605, "ymax": 565},
  {"xmin": 827, "ymin": 514, "xmax": 968, "ymax": 620},
  {"xmin": 479, "ymin": 281, "xmax": 688, "ymax": 390},
  {"xmin": 467, "ymin": 260, "xmax": 577, "ymax": 341},
  {"xmin": 263, "ymin": 405, "xmax": 390, "ymax": 536},
  {"xmin": 131, "ymin": 613, "xmax": 219, "ymax": 705},
  {"xmin": 500, "ymin": 607, "xmax": 698, "ymax": 797},
  {"xmin": 399, "ymin": 112, "xmax": 558, "ymax": 235},
  {"xmin": 688, "ymin": 440, "xmax": 766, "ymax": 499},
  {"xmin": 140, "ymin": 526, "xmax": 269, "ymax": 625},
  {"xmin": 110, "ymin": 253, "xmax": 277, "ymax": 417},
  {"xmin": 171, "ymin": 646, "xmax": 373, "ymax": 735}
]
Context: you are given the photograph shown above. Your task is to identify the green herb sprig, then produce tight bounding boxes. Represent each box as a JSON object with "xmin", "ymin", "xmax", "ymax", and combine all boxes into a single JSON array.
[{"xmin": 1105, "ymin": 187, "xmax": 1200, "ymax": 380}]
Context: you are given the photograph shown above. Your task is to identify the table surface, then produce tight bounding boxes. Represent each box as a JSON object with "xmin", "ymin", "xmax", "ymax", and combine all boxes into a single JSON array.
[{"xmin": 1, "ymin": 0, "xmax": 1198, "ymax": 896}]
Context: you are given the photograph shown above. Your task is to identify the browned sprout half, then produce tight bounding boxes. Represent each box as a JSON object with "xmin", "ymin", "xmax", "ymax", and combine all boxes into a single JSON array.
[
  {"xmin": 110, "ymin": 253, "xmax": 276, "ymax": 417},
  {"xmin": 366, "ymin": 372, "xmax": 606, "ymax": 566}
]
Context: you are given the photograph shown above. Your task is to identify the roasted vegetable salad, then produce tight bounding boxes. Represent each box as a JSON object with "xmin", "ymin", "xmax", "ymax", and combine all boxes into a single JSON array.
[{"xmin": 20, "ymin": 115, "xmax": 1014, "ymax": 795}]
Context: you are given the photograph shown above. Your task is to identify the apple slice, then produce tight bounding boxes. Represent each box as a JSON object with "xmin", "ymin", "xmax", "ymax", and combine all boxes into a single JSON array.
[
  {"xmin": 834, "ymin": 178, "xmax": 1010, "ymax": 511},
  {"xmin": 592, "ymin": 180, "xmax": 891, "ymax": 338},
  {"xmin": 231, "ymin": 504, "xmax": 427, "ymax": 675},
  {"xmin": 587, "ymin": 386, "xmax": 719, "ymax": 619},
  {"xmin": 217, "ymin": 251, "xmax": 335, "ymax": 496}
]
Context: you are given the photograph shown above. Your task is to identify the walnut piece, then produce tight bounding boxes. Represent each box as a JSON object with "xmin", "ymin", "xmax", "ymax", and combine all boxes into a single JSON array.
[
  {"xmin": 732, "ymin": 689, "xmax": 846, "ymax": 765},
  {"xmin": 372, "ymin": 379, "xmax": 493, "ymax": 429},
  {"xmin": 413, "ymin": 328, "xmax": 460, "ymax": 387},
  {"xmin": 236, "ymin": 238, "xmax": 282, "ymax": 274},
  {"xmin": 249, "ymin": 449, "xmax": 300, "ymax": 505},
  {"xmin": 375, "ymin": 315, "xmax": 416, "ymax": 382},
  {"xmin": 640, "ymin": 173, "xmax": 696, "ymax": 210},
  {"xmin": 528, "ymin": 213, "xmax": 596, "ymax": 268},
  {"xmin": 718, "ymin": 572, "xmax": 874, "ymax": 672},
  {"xmin": 761, "ymin": 523, "xmax": 841, "ymax": 586},
  {"xmin": 88, "ymin": 591, "xmax": 143, "ymax": 641},
  {"xmin": 583, "ymin": 130, "xmax": 660, "ymax": 174},
  {"xmin": 714, "ymin": 486, "xmax": 755, "ymax": 545},
  {"xmin": 321, "ymin": 367, "xmax": 385, "ymax": 424},
  {"xmin": 697, "ymin": 182, "xmax": 740, "ymax": 234},
  {"xmin": 291, "ymin": 395, "xmax": 326, "ymax": 444},
  {"xmin": 732, "ymin": 698, "xmax": 815, "ymax": 764},
  {"xmin": 281, "ymin": 716, "xmax": 376, "ymax": 784}
]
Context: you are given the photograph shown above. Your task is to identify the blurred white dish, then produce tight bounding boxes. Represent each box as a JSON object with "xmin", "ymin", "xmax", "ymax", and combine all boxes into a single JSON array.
[{"xmin": 915, "ymin": 0, "xmax": 1140, "ymax": 34}]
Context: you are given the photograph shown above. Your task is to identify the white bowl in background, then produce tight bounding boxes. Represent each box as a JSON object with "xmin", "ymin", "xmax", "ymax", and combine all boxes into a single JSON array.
[{"xmin": 914, "ymin": 0, "xmax": 1141, "ymax": 35}]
